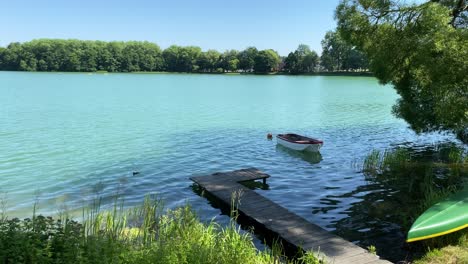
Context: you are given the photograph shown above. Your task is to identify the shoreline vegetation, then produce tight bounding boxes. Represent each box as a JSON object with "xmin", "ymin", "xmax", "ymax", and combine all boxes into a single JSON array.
[
  {"xmin": 0, "ymin": 197, "xmax": 321, "ymax": 264},
  {"xmin": 0, "ymin": 70, "xmax": 374, "ymax": 77},
  {"xmin": 0, "ymin": 35, "xmax": 368, "ymax": 75},
  {"xmin": 362, "ymin": 144, "xmax": 467, "ymax": 263}
]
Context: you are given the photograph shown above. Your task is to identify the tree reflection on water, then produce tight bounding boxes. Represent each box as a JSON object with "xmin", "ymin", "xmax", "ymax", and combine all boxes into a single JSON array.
[{"xmin": 324, "ymin": 143, "xmax": 467, "ymax": 262}]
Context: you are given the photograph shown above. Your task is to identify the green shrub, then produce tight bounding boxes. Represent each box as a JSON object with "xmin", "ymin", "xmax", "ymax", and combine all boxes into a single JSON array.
[{"xmin": 0, "ymin": 198, "xmax": 321, "ymax": 264}]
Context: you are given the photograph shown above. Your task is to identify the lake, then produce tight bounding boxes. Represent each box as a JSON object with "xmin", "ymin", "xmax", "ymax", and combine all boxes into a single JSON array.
[{"xmin": 0, "ymin": 72, "xmax": 456, "ymax": 261}]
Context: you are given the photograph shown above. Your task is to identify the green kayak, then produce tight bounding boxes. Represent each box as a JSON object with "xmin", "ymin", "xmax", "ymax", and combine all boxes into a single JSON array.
[{"xmin": 407, "ymin": 187, "xmax": 468, "ymax": 242}]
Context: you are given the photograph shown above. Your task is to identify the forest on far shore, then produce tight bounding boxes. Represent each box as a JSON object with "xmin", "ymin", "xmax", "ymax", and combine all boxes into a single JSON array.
[{"xmin": 0, "ymin": 31, "xmax": 368, "ymax": 74}]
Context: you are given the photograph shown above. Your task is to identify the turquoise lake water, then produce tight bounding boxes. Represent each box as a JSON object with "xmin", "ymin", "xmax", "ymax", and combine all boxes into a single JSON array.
[{"xmin": 0, "ymin": 72, "xmax": 457, "ymax": 260}]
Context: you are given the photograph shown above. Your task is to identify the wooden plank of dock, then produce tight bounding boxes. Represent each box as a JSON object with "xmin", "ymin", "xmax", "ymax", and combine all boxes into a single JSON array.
[{"xmin": 191, "ymin": 168, "xmax": 393, "ymax": 264}]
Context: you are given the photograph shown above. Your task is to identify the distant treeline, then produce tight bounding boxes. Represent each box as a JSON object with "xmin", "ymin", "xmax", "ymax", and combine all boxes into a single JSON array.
[{"xmin": 0, "ymin": 31, "xmax": 368, "ymax": 74}]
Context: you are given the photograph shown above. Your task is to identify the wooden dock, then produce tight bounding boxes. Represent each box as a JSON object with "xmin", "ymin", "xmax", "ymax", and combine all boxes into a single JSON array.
[{"xmin": 191, "ymin": 168, "xmax": 392, "ymax": 264}]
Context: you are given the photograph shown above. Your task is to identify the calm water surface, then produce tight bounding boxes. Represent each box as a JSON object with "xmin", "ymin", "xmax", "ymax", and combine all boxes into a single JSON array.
[{"xmin": 0, "ymin": 72, "xmax": 457, "ymax": 261}]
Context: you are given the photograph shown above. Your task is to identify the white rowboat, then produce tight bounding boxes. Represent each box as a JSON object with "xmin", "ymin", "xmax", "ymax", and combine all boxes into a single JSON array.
[{"xmin": 276, "ymin": 133, "xmax": 323, "ymax": 152}]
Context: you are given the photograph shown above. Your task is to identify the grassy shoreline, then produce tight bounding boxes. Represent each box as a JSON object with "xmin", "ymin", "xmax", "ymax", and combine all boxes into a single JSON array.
[
  {"xmin": 362, "ymin": 145, "xmax": 467, "ymax": 263},
  {"xmin": 0, "ymin": 198, "xmax": 321, "ymax": 264},
  {"xmin": 2, "ymin": 198, "xmax": 466, "ymax": 264}
]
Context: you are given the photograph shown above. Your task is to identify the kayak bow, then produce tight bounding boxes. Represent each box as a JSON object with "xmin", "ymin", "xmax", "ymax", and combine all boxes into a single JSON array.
[{"xmin": 407, "ymin": 187, "xmax": 468, "ymax": 242}]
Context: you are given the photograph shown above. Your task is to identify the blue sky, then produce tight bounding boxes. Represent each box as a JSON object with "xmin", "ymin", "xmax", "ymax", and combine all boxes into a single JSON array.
[{"xmin": 0, "ymin": 0, "xmax": 341, "ymax": 55}]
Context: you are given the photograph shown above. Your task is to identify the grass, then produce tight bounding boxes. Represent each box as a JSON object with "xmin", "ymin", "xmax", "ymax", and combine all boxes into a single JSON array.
[
  {"xmin": 0, "ymin": 196, "xmax": 322, "ymax": 264},
  {"xmin": 361, "ymin": 144, "xmax": 467, "ymax": 262},
  {"xmin": 414, "ymin": 234, "xmax": 468, "ymax": 264},
  {"xmin": 367, "ymin": 245, "xmax": 377, "ymax": 255},
  {"xmin": 362, "ymin": 145, "xmax": 467, "ymax": 219}
]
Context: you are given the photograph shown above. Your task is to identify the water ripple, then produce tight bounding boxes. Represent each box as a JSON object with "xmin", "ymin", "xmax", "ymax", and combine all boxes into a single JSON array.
[{"xmin": 0, "ymin": 72, "xmax": 462, "ymax": 262}]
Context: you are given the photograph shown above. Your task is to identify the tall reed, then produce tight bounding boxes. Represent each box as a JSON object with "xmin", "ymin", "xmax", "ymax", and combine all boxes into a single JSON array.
[
  {"xmin": 361, "ymin": 145, "xmax": 467, "ymax": 252},
  {"xmin": 0, "ymin": 195, "xmax": 321, "ymax": 264}
]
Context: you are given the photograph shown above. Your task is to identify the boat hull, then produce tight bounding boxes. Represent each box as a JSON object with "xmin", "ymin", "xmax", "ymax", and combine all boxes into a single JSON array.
[
  {"xmin": 407, "ymin": 187, "xmax": 468, "ymax": 242},
  {"xmin": 276, "ymin": 136, "xmax": 322, "ymax": 152}
]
